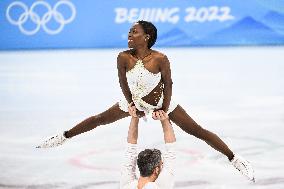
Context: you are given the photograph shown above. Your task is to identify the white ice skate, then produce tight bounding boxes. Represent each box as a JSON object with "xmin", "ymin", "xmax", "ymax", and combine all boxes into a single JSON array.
[
  {"xmin": 37, "ymin": 131, "xmax": 68, "ymax": 148},
  {"xmin": 231, "ymin": 154, "xmax": 255, "ymax": 182}
]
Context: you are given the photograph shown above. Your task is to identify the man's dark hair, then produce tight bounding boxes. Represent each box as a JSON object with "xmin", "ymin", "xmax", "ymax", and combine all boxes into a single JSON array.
[
  {"xmin": 137, "ymin": 148, "xmax": 162, "ymax": 177},
  {"xmin": 137, "ymin": 20, "xmax": 157, "ymax": 49}
]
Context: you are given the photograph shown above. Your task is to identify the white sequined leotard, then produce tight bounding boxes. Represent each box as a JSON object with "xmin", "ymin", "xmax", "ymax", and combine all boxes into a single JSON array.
[{"xmin": 119, "ymin": 59, "xmax": 177, "ymax": 116}]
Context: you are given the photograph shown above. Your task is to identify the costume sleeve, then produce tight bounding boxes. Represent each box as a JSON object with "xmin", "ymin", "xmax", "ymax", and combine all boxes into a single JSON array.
[
  {"xmin": 156, "ymin": 142, "xmax": 176, "ymax": 189},
  {"xmin": 120, "ymin": 143, "xmax": 138, "ymax": 188}
]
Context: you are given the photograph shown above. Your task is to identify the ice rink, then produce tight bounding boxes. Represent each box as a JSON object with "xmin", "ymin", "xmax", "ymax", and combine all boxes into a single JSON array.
[{"xmin": 0, "ymin": 47, "xmax": 284, "ymax": 189}]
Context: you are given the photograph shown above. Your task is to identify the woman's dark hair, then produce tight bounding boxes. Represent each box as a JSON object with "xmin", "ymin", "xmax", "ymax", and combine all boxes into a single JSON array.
[
  {"xmin": 137, "ymin": 20, "xmax": 157, "ymax": 49},
  {"xmin": 137, "ymin": 148, "xmax": 162, "ymax": 177}
]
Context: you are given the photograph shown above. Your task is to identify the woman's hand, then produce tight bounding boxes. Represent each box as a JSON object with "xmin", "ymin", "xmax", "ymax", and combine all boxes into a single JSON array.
[
  {"xmin": 152, "ymin": 110, "xmax": 168, "ymax": 121},
  {"xmin": 136, "ymin": 110, "xmax": 145, "ymax": 118}
]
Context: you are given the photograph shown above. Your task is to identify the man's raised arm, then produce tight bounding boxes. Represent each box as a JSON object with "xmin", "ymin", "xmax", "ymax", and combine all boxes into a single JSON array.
[{"xmin": 120, "ymin": 103, "xmax": 139, "ymax": 188}]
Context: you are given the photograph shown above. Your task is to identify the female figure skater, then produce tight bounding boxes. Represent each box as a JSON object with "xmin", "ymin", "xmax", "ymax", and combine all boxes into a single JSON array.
[{"xmin": 37, "ymin": 20, "xmax": 255, "ymax": 182}]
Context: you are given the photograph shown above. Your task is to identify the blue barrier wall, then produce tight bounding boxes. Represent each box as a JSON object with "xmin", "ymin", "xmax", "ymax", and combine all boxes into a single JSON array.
[{"xmin": 1, "ymin": 0, "xmax": 284, "ymax": 50}]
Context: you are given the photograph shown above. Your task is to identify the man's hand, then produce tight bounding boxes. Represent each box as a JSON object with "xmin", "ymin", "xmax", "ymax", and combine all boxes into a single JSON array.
[
  {"xmin": 128, "ymin": 102, "xmax": 145, "ymax": 118},
  {"xmin": 128, "ymin": 102, "xmax": 138, "ymax": 118},
  {"xmin": 127, "ymin": 102, "xmax": 139, "ymax": 144},
  {"xmin": 153, "ymin": 110, "xmax": 176, "ymax": 143}
]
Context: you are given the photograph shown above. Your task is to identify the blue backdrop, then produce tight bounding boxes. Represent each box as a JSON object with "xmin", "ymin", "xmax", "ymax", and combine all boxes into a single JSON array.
[{"xmin": 1, "ymin": 0, "xmax": 284, "ymax": 50}]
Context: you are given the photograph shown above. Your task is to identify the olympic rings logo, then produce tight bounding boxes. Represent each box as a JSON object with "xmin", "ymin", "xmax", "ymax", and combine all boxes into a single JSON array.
[{"xmin": 6, "ymin": 0, "xmax": 76, "ymax": 35}]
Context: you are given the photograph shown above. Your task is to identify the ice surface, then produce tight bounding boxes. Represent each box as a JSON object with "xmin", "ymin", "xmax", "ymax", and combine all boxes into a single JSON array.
[{"xmin": 0, "ymin": 47, "xmax": 283, "ymax": 188}]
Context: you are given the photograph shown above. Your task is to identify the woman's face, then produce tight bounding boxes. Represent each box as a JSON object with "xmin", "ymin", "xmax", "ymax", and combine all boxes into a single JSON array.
[{"xmin": 128, "ymin": 23, "xmax": 148, "ymax": 49}]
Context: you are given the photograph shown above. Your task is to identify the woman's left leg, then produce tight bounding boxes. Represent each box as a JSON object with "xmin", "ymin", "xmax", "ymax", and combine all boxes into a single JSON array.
[{"xmin": 169, "ymin": 105, "xmax": 234, "ymax": 161}]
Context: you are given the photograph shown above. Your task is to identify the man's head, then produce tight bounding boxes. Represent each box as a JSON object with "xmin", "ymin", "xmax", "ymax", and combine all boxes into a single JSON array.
[{"xmin": 137, "ymin": 148, "xmax": 163, "ymax": 180}]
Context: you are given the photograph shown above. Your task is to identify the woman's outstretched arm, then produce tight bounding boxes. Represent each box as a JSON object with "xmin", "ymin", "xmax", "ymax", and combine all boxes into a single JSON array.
[
  {"xmin": 159, "ymin": 55, "xmax": 173, "ymax": 113},
  {"xmin": 117, "ymin": 52, "xmax": 132, "ymax": 104},
  {"xmin": 117, "ymin": 52, "xmax": 145, "ymax": 117}
]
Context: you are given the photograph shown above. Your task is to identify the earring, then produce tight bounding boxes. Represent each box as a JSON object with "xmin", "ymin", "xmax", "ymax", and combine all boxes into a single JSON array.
[{"xmin": 145, "ymin": 38, "xmax": 147, "ymax": 41}]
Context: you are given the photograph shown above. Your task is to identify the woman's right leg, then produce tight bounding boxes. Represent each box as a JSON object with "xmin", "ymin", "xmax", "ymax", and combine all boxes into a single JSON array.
[
  {"xmin": 168, "ymin": 105, "xmax": 255, "ymax": 181},
  {"xmin": 65, "ymin": 103, "xmax": 129, "ymax": 138},
  {"xmin": 168, "ymin": 105, "xmax": 234, "ymax": 160}
]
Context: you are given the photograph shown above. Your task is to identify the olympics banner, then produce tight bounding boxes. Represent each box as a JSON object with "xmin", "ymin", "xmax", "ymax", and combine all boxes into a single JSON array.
[{"xmin": 1, "ymin": 0, "xmax": 284, "ymax": 50}]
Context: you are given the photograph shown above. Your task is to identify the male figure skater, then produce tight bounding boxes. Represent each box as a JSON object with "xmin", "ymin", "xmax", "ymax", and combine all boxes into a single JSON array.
[{"xmin": 120, "ymin": 103, "xmax": 176, "ymax": 189}]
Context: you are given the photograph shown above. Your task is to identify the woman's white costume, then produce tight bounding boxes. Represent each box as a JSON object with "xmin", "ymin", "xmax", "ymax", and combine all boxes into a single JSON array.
[{"xmin": 119, "ymin": 59, "xmax": 177, "ymax": 116}]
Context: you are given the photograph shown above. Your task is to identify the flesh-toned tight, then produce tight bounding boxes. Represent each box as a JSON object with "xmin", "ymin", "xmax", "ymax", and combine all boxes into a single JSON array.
[{"xmin": 65, "ymin": 102, "xmax": 234, "ymax": 161}]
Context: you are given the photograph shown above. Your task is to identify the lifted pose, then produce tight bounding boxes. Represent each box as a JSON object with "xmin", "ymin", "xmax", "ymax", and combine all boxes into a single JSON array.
[{"xmin": 37, "ymin": 20, "xmax": 255, "ymax": 182}]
